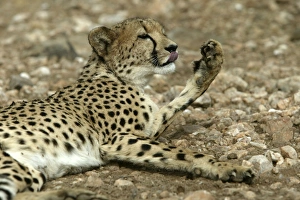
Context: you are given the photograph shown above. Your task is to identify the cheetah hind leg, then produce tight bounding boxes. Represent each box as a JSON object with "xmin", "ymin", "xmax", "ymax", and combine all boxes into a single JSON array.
[{"xmin": 15, "ymin": 189, "xmax": 107, "ymax": 200}]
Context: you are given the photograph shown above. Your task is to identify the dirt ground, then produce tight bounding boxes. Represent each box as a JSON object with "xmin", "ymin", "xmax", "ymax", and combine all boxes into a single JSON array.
[{"xmin": 1, "ymin": 0, "xmax": 300, "ymax": 200}]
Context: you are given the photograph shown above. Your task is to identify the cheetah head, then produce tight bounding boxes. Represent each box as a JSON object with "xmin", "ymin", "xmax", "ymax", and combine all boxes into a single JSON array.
[{"xmin": 88, "ymin": 18, "xmax": 178, "ymax": 87}]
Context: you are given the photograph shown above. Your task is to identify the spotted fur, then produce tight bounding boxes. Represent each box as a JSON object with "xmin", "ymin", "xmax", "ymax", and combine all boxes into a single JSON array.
[{"xmin": 0, "ymin": 18, "xmax": 254, "ymax": 200}]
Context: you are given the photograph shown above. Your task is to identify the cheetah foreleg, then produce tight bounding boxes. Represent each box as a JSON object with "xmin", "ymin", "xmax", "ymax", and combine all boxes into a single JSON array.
[
  {"xmin": 102, "ymin": 133, "xmax": 254, "ymax": 183},
  {"xmin": 150, "ymin": 39, "xmax": 223, "ymax": 139}
]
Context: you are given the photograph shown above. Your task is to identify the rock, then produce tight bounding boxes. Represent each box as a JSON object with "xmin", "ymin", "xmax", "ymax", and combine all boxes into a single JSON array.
[
  {"xmin": 261, "ymin": 116, "xmax": 293, "ymax": 147},
  {"xmin": 218, "ymin": 72, "xmax": 248, "ymax": 91},
  {"xmin": 248, "ymin": 155, "xmax": 273, "ymax": 174},
  {"xmin": 294, "ymin": 90, "xmax": 300, "ymax": 104},
  {"xmin": 227, "ymin": 153, "xmax": 238, "ymax": 159},
  {"xmin": 243, "ymin": 191, "xmax": 256, "ymax": 200},
  {"xmin": 9, "ymin": 75, "xmax": 33, "ymax": 90},
  {"xmin": 277, "ymin": 76, "xmax": 300, "ymax": 93},
  {"xmin": 288, "ymin": 177, "xmax": 300, "ymax": 185},
  {"xmin": 192, "ymin": 93, "xmax": 212, "ymax": 108},
  {"xmin": 268, "ymin": 91, "xmax": 286, "ymax": 108},
  {"xmin": 184, "ymin": 190, "xmax": 215, "ymax": 200},
  {"xmin": 266, "ymin": 150, "xmax": 284, "ymax": 165},
  {"xmin": 85, "ymin": 175, "xmax": 104, "ymax": 187},
  {"xmin": 280, "ymin": 145, "xmax": 298, "ymax": 159},
  {"xmin": 249, "ymin": 142, "xmax": 267, "ymax": 149},
  {"xmin": 224, "ymin": 87, "xmax": 249, "ymax": 100},
  {"xmin": 140, "ymin": 191, "xmax": 149, "ymax": 199},
  {"xmin": 270, "ymin": 182, "xmax": 282, "ymax": 190},
  {"xmin": 226, "ymin": 122, "xmax": 254, "ymax": 137},
  {"xmin": 159, "ymin": 191, "xmax": 170, "ymax": 198},
  {"xmin": 114, "ymin": 179, "xmax": 134, "ymax": 187},
  {"xmin": 30, "ymin": 66, "xmax": 51, "ymax": 78}
]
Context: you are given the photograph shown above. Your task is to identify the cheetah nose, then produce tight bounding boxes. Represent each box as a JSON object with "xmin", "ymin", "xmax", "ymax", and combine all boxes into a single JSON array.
[
  {"xmin": 167, "ymin": 51, "xmax": 178, "ymax": 63},
  {"xmin": 165, "ymin": 44, "xmax": 178, "ymax": 53}
]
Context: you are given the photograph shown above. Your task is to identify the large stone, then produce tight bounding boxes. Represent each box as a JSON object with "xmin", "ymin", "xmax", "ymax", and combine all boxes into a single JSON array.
[
  {"xmin": 261, "ymin": 115, "xmax": 293, "ymax": 147},
  {"xmin": 277, "ymin": 76, "xmax": 300, "ymax": 93},
  {"xmin": 248, "ymin": 155, "xmax": 273, "ymax": 174},
  {"xmin": 280, "ymin": 145, "xmax": 298, "ymax": 159}
]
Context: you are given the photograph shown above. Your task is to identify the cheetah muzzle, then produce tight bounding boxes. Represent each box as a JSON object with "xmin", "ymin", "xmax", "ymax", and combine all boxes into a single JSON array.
[{"xmin": 0, "ymin": 18, "xmax": 255, "ymax": 200}]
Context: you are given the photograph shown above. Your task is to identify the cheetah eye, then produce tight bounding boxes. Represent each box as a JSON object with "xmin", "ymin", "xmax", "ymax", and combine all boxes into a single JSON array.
[{"xmin": 138, "ymin": 34, "xmax": 150, "ymax": 39}]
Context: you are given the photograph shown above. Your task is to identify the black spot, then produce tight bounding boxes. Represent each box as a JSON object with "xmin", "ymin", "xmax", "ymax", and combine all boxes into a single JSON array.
[
  {"xmin": 47, "ymin": 126, "xmax": 54, "ymax": 133},
  {"xmin": 134, "ymin": 124, "xmax": 142, "ymax": 130},
  {"xmin": 108, "ymin": 111, "xmax": 115, "ymax": 117},
  {"xmin": 77, "ymin": 132, "xmax": 85, "ymax": 143},
  {"xmin": 128, "ymin": 118, "xmax": 133, "ymax": 124},
  {"xmin": 61, "ymin": 119, "xmax": 68, "ymax": 125},
  {"xmin": 44, "ymin": 138, "xmax": 50, "ymax": 145},
  {"xmin": 111, "ymin": 136, "xmax": 117, "ymax": 145},
  {"xmin": 177, "ymin": 153, "xmax": 186, "ymax": 160},
  {"xmin": 98, "ymin": 113, "xmax": 105, "ymax": 119},
  {"xmin": 3, "ymin": 161, "xmax": 13, "ymax": 165},
  {"xmin": 128, "ymin": 138, "xmax": 138, "ymax": 144},
  {"xmin": 3, "ymin": 133, "xmax": 10, "ymax": 138},
  {"xmin": 33, "ymin": 178, "xmax": 39, "ymax": 184},
  {"xmin": 143, "ymin": 112, "xmax": 149, "ymax": 122},
  {"xmin": 116, "ymin": 145, "xmax": 122, "ymax": 151},
  {"xmin": 194, "ymin": 154, "xmax": 204, "ymax": 158},
  {"xmin": 13, "ymin": 175, "xmax": 22, "ymax": 181},
  {"xmin": 24, "ymin": 177, "xmax": 32, "ymax": 185},
  {"xmin": 133, "ymin": 110, "xmax": 138, "ymax": 116},
  {"xmin": 162, "ymin": 148, "xmax": 171, "ymax": 151},
  {"xmin": 64, "ymin": 142, "xmax": 74, "ymax": 152},
  {"xmin": 153, "ymin": 153, "xmax": 164, "ymax": 157},
  {"xmin": 137, "ymin": 152, "xmax": 144, "ymax": 157},
  {"xmin": 26, "ymin": 131, "xmax": 34, "ymax": 136},
  {"xmin": 39, "ymin": 129, "xmax": 49, "ymax": 136},
  {"xmin": 126, "ymin": 98, "xmax": 132, "ymax": 104},
  {"xmin": 28, "ymin": 121, "xmax": 36, "ymax": 126},
  {"xmin": 111, "ymin": 123, "xmax": 117, "ymax": 130},
  {"xmin": 18, "ymin": 139, "xmax": 25, "ymax": 145},
  {"xmin": 44, "ymin": 118, "xmax": 51, "ymax": 122},
  {"xmin": 52, "ymin": 139, "xmax": 58, "ymax": 147},
  {"xmin": 150, "ymin": 141, "xmax": 159, "ymax": 145},
  {"xmin": 141, "ymin": 144, "xmax": 151, "ymax": 151},
  {"xmin": 120, "ymin": 118, "xmax": 126, "ymax": 127}
]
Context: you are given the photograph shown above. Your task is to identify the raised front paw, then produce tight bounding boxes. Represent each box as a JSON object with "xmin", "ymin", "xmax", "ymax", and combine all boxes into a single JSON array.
[
  {"xmin": 192, "ymin": 161, "xmax": 255, "ymax": 184},
  {"xmin": 193, "ymin": 39, "xmax": 223, "ymax": 88}
]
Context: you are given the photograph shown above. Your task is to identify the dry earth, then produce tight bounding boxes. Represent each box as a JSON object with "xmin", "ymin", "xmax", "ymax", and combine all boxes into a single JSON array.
[{"xmin": 1, "ymin": 0, "xmax": 300, "ymax": 199}]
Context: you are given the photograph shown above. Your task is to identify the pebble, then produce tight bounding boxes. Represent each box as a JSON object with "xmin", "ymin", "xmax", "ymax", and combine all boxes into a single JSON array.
[
  {"xmin": 192, "ymin": 93, "xmax": 212, "ymax": 108},
  {"xmin": 159, "ymin": 191, "xmax": 170, "ymax": 198},
  {"xmin": 31, "ymin": 66, "xmax": 51, "ymax": 77},
  {"xmin": 250, "ymin": 141, "xmax": 267, "ymax": 149},
  {"xmin": 243, "ymin": 191, "xmax": 256, "ymax": 200},
  {"xmin": 277, "ymin": 76, "xmax": 300, "ymax": 93},
  {"xmin": 269, "ymin": 182, "xmax": 282, "ymax": 190},
  {"xmin": 9, "ymin": 75, "xmax": 33, "ymax": 90},
  {"xmin": 280, "ymin": 145, "xmax": 298, "ymax": 159},
  {"xmin": 140, "ymin": 191, "xmax": 149, "ymax": 199},
  {"xmin": 184, "ymin": 190, "xmax": 215, "ymax": 200},
  {"xmin": 114, "ymin": 179, "xmax": 134, "ymax": 187},
  {"xmin": 294, "ymin": 90, "xmax": 300, "ymax": 104},
  {"xmin": 261, "ymin": 116, "xmax": 293, "ymax": 147},
  {"xmin": 84, "ymin": 172, "xmax": 104, "ymax": 187},
  {"xmin": 248, "ymin": 155, "xmax": 273, "ymax": 174}
]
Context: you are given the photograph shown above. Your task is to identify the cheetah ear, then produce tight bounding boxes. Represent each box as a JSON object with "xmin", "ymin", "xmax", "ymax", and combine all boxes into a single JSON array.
[{"xmin": 88, "ymin": 26, "xmax": 116, "ymax": 56}]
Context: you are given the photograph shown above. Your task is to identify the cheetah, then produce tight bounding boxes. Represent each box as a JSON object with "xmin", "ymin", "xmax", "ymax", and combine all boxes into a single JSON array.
[{"xmin": 0, "ymin": 18, "xmax": 254, "ymax": 200}]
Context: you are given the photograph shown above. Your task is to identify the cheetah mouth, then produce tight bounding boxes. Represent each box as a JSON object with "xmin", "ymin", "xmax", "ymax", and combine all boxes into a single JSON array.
[{"xmin": 162, "ymin": 51, "xmax": 178, "ymax": 66}]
